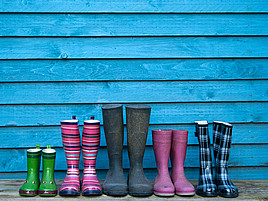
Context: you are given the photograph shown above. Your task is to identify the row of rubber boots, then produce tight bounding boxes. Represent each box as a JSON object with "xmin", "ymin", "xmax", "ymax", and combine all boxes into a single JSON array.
[
  {"xmin": 19, "ymin": 145, "xmax": 57, "ymax": 196},
  {"xmin": 195, "ymin": 120, "xmax": 239, "ymax": 198},
  {"xmin": 60, "ymin": 104, "xmax": 154, "ymax": 197}
]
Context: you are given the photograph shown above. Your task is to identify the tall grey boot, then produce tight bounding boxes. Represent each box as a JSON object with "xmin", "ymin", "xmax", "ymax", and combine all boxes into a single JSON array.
[
  {"xmin": 126, "ymin": 104, "xmax": 153, "ymax": 197},
  {"xmin": 102, "ymin": 104, "xmax": 128, "ymax": 196}
]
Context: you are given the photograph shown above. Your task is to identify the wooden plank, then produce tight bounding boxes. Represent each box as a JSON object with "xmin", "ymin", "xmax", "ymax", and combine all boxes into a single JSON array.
[
  {"xmin": 1, "ymin": 59, "xmax": 268, "ymax": 82},
  {"xmin": 1, "ymin": 103, "xmax": 267, "ymax": 126},
  {"xmin": 0, "ymin": 0, "xmax": 267, "ymax": 13},
  {"xmin": 0, "ymin": 123, "xmax": 267, "ymax": 148},
  {"xmin": 1, "ymin": 167, "xmax": 268, "ymax": 180},
  {"xmin": 1, "ymin": 14, "xmax": 268, "ymax": 36},
  {"xmin": 0, "ymin": 37, "xmax": 267, "ymax": 59},
  {"xmin": 0, "ymin": 144, "xmax": 267, "ymax": 172},
  {"xmin": 1, "ymin": 180, "xmax": 268, "ymax": 200},
  {"xmin": 1, "ymin": 80, "xmax": 267, "ymax": 104}
]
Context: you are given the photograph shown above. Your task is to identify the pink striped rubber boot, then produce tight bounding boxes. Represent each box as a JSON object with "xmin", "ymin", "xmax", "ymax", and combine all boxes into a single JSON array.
[
  {"xmin": 171, "ymin": 130, "xmax": 195, "ymax": 196},
  {"xmin": 81, "ymin": 116, "xmax": 102, "ymax": 196},
  {"xmin": 59, "ymin": 116, "xmax": 81, "ymax": 196},
  {"xmin": 153, "ymin": 129, "xmax": 175, "ymax": 197}
]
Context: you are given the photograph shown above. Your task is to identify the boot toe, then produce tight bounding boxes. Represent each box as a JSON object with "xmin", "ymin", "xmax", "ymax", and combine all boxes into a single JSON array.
[
  {"xmin": 218, "ymin": 186, "xmax": 239, "ymax": 198},
  {"xmin": 129, "ymin": 183, "xmax": 153, "ymax": 197},
  {"xmin": 196, "ymin": 185, "xmax": 217, "ymax": 197},
  {"xmin": 103, "ymin": 182, "xmax": 128, "ymax": 196},
  {"xmin": 175, "ymin": 186, "xmax": 195, "ymax": 196}
]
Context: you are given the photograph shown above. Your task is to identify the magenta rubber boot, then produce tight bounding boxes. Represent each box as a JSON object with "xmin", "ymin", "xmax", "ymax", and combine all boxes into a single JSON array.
[
  {"xmin": 152, "ymin": 129, "xmax": 175, "ymax": 197},
  {"xmin": 171, "ymin": 130, "xmax": 195, "ymax": 196}
]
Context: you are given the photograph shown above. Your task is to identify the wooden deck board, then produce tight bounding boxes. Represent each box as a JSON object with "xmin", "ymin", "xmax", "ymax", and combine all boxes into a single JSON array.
[{"xmin": 0, "ymin": 180, "xmax": 267, "ymax": 200}]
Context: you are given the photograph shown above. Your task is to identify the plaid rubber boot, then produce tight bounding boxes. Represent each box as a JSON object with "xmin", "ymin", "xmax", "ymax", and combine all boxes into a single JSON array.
[
  {"xmin": 213, "ymin": 122, "xmax": 239, "ymax": 198},
  {"xmin": 195, "ymin": 121, "xmax": 217, "ymax": 197}
]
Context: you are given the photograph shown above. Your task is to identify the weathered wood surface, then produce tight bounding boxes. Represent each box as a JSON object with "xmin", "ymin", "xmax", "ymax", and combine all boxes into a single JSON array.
[
  {"xmin": 1, "ymin": 14, "xmax": 268, "ymax": 36},
  {"xmin": 1, "ymin": 59, "xmax": 268, "ymax": 82},
  {"xmin": 0, "ymin": 37, "xmax": 267, "ymax": 59},
  {"xmin": 0, "ymin": 145, "xmax": 267, "ymax": 171},
  {"xmin": 0, "ymin": 180, "xmax": 267, "ymax": 200},
  {"xmin": 1, "ymin": 80, "xmax": 267, "ymax": 104},
  {"xmin": 1, "ymin": 0, "xmax": 268, "ymax": 13},
  {"xmin": 1, "ymin": 124, "xmax": 267, "ymax": 148},
  {"xmin": 1, "ymin": 103, "xmax": 266, "ymax": 126}
]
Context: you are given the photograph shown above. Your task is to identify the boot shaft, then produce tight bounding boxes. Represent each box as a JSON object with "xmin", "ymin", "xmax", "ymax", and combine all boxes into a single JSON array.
[
  {"xmin": 61, "ymin": 117, "xmax": 81, "ymax": 169},
  {"xmin": 152, "ymin": 129, "xmax": 172, "ymax": 174},
  {"xmin": 102, "ymin": 104, "xmax": 124, "ymax": 169},
  {"xmin": 126, "ymin": 104, "xmax": 151, "ymax": 168},
  {"xmin": 41, "ymin": 147, "xmax": 56, "ymax": 179},
  {"xmin": 171, "ymin": 130, "xmax": 188, "ymax": 170},
  {"xmin": 82, "ymin": 116, "xmax": 100, "ymax": 167}
]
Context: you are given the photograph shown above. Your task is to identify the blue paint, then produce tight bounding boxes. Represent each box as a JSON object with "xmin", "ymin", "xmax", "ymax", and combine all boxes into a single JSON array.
[{"xmin": 0, "ymin": 0, "xmax": 267, "ymax": 180}]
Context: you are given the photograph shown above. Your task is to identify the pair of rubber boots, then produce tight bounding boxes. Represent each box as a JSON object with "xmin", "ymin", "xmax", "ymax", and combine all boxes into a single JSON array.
[
  {"xmin": 19, "ymin": 145, "xmax": 57, "ymax": 197},
  {"xmin": 102, "ymin": 104, "xmax": 152, "ymax": 197},
  {"xmin": 153, "ymin": 129, "xmax": 195, "ymax": 197},
  {"xmin": 195, "ymin": 121, "xmax": 239, "ymax": 198},
  {"xmin": 59, "ymin": 116, "xmax": 102, "ymax": 196}
]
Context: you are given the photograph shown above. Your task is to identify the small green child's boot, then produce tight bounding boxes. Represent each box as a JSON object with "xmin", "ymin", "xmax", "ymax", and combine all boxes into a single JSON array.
[
  {"xmin": 38, "ymin": 145, "xmax": 57, "ymax": 196},
  {"xmin": 19, "ymin": 145, "xmax": 42, "ymax": 196}
]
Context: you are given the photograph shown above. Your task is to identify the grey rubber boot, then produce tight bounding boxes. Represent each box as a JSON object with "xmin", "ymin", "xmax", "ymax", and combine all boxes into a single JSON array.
[
  {"xmin": 126, "ymin": 104, "xmax": 153, "ymax": 197},
  {"xmin": 102, "ymin": 104, "xmax": 128, "ymax": 196}
]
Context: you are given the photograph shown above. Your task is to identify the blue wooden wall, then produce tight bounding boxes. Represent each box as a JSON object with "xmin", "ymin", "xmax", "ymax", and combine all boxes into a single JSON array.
[{"xmin": 0, "ymin": 0, "xmax": 268, "ymax": 180}]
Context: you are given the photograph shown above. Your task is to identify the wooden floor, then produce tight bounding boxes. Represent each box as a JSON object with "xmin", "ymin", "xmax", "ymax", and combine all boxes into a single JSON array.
[{"xmin": 0, "ymin": 179, "xmax": 267, "ymax": 200}]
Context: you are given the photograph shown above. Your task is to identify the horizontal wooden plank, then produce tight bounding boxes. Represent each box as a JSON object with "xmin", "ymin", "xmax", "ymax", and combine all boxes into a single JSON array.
[
  {"xmin": 0, "ymin": 144, "xmax": 267, "ymax": 172},
  {"xmin": 1, "ymin": 59, "xmax": 268, "ymax": 82},
  {"xmin": 0, "ymin": 37, "xmax": 267, "ymax": 59},
  {"xmin": 1, "ymin": 167, "xmax": 268, "ymax": 180},
  {"xmin": 1, "ymin": 14, "xmax": 268, "ymax": 36},
  {"xmin": 0, "ymin": 0, "xmax": 267, "ymax": 13},
  {"xmin": 1, "ymin": 80, "xmax": 267, "ymax": 104},
  {"xmin": 1, "ymin": 103, "xmax": 267, "ymax": 126},
  {"xmin": 0, "ymin": 124, "xmax": 267, "ymax": 148}
]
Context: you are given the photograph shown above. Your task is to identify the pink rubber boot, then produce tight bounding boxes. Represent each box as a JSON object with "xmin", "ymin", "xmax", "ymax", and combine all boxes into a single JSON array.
[
  {"xmin": 153, "ymin": 129, "xmax": 175, "ymax": 197},
  {"xmin": 171, "ymin": 130, "xmax": 195, "ymax": 196}
]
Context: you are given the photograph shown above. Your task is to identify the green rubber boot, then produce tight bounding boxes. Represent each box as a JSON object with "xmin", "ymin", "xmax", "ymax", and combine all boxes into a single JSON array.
[
  {"xmin": 19, "ymin": 145, "xmax": 42, "ymax": 196},
  {"xmin": 38, "ymin": 145, "xmax": 57, "ymax": 196}
]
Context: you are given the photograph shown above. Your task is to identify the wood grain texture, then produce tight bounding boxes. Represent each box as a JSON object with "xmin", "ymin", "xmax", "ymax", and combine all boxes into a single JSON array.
[
  {"xmin": 0, "ymin": 144, "xmax": 267, "ymax": 172},
  {"xmin": 0, "ymin": 103, "xmax": 267, "ymax": 126},
  {"xmin": 0, "ymin": 0, "xmax": 267, "ymax": 13},
  {"xmin": 0, "ymin": 37, "xmax": 267, "ymax": 59},
  {"xmin": 0, "ymin": 124, "xmax": 267, "ymax": 148},
  {"xmin": 1, "ymin": 80, "xmax": 267, "ymax": 104},
  {"xmin": 1, "ymin": 168, "xmax": 268, "ymax": 180},
  {"xmin": 1, "ymin": 14, "xmax": 267, "ymax": 36},
  {"xmin": 1, "ymin": 59, "xmax": 268, "ymax": 82}
]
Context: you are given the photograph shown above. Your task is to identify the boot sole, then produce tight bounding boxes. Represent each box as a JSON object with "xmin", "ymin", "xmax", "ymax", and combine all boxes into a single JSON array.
[
  {"xmin": 59, "ymin": 190, "xmax": 80, "ymax": 196},
  {"xmin": 129, "ymin": 192, "xmax": 153, "ymax": 197},
  {"xmin": 19, "ymin": 190, "xmax": 37, "ymax": 197},
  {"xmin": 196, "ymin": 191, "xmax": 217, "ymax": 197},
  {"xmin": 218, "ymin": 191, "xmax": 239, "ymax": 198},
  {"xmin": 154, "ymin": 192, "xmax": 175, "ymax": 197},
  {"xmin": 176, "ymin": 191, "xmax": 195, "ymax": 196},
  {"xmin": 103, "ymin": 190, "xmax": 128, "ymax": 196},
  {"xmin": 38, "ymin": 190, "xmax": 57, "ymax": 197},
  {"xmin": 82, "ymin": 190, "xmax": 102, "ymax": 196}
]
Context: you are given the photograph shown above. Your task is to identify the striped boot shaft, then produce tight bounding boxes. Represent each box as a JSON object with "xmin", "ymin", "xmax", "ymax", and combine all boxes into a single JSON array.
[
  {"xmin": 82, "ymin": 118, "xmax": 102, "ymax": 195},
  {"xmin": 214, "ymin": 122, "xmax": 238, "ymax": 198},
  {"xmin": 195, "ymin": 121, "xmax": 217, "ymax": 197},
  {"xmin": 59, "ymin": 119, "xmax": 81, "ymax": 195}
]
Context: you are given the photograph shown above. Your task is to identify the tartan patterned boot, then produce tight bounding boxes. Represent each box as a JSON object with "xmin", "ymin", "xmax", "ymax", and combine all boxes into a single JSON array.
[
  {"xmin": 59, "ymin": 116, "xmax": 81, "ymax": 196},
  {"xmin": 81, "ymin": 116, "xmax": 102, "ymax": 195},
  {"xmin": 195, "ymin": 121, "xmax": 217, "ymax": 197},
  {"xmin": 213, "ymin": 122, "xmax": 239, "ymax": 198}
]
